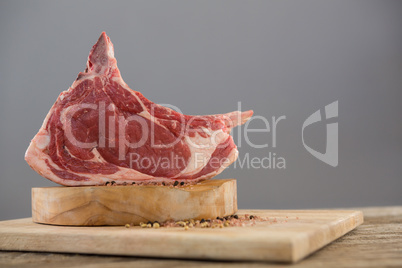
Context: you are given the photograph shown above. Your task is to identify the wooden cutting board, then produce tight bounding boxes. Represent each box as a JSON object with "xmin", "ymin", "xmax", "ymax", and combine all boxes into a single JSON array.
[
  {"xmin": 32, "ymin": 179, "xmax": 237, "ymax": 226},
  {"xmin": 0, "ymin": 209, "xmax": 363, "ymax": 263}
]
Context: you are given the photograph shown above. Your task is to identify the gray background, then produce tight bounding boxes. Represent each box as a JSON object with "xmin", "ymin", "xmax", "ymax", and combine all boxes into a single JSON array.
[{"xmin": 0, "ymin": 0, "xmax": 401, "ymax": 220}]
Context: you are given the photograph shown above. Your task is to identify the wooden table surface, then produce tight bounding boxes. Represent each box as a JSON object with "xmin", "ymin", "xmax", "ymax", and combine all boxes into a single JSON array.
[{"xmin": 1, "ymin": 206, "xmax": 401, "ymax": 268}]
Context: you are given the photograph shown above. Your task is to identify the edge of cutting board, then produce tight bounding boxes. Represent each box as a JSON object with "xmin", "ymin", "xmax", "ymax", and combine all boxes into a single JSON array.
[{"xmin": 0, "ymin": 209, "xmax": 363, "ymax": 263}]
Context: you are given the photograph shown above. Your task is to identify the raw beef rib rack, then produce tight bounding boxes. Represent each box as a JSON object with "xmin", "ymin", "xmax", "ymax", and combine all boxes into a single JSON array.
[{"xmin": 25, "ymin": 32, "xmax": 253, "ymax": 186}]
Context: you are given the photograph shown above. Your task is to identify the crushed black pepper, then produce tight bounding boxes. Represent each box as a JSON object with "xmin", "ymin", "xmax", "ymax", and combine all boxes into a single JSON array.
[{"xmin": 126, "ymin": 214, "xmax": 273, "ymax": 229}]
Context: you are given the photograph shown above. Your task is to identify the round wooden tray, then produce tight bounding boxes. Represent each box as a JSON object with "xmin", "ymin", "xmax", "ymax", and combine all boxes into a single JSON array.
[{"xmin": 32, "ymin": 179, "xmax": 237, "ymax": 226}]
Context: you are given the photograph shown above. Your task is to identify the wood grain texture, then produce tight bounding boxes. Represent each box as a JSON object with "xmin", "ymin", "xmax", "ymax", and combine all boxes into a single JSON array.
[
  {"xmin": 0, "ymin": 209, "xmax": 363, "ymax": 263},
  {"xmin": 0, "ymin": 207, "xmax": 400, "ymax": 268},
  {"xmin": 32, "ymin": 179, "xmax": 237, "ymax": 226}
]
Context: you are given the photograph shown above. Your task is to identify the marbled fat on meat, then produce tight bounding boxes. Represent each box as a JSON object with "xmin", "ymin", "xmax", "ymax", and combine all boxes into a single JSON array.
[{"xmin": 25, "ymin": 32, "xmax": 253, "ymax": 186}]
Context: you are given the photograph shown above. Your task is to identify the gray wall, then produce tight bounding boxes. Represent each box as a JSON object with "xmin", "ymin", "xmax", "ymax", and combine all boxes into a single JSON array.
[{"xmin": 0, "ymin": 0, "xmax": 401, "ymax": 221}]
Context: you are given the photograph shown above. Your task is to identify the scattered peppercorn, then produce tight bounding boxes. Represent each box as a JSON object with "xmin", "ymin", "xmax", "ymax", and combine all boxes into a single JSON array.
[
  {"xmin": 180, "ymin": 181, "xmax": 184, "ymax": 186},
  {"xmin": 162, "ymin": 182, "xmax": 165, "ymax": 186},
  {"xmin": 173, "ymin": 181, "xmax": 179, "ymax": 186},
  {"xmin": 105, "ymin": 182, "xmax": 110, "ymax": 186},
  {"xmin": 132, "ymin": 182, "xmax": 136, "ymax": 185},
  {"xmin": 176, "ymin": 221, "xmax": 186, "ymax": 227},
  {"xmin": 134, "ymin": 214, "xmax": 272, "ymax": 230},
  {"xmin": 111, "ymin": 181, "xmax": 116, "ymax": 185}
]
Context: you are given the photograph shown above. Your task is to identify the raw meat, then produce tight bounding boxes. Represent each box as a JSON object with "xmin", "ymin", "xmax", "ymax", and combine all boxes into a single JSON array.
[{"xmin": 25, "ymin": 32, "xmax": 253, "ymax": 186}]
